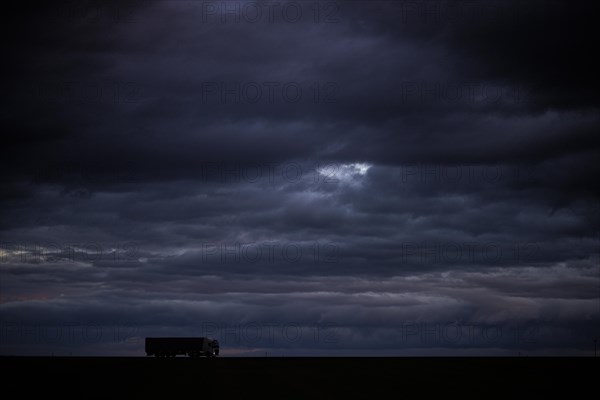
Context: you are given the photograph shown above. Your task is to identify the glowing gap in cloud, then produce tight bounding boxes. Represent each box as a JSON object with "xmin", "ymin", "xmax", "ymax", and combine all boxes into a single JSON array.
[{"xmin": 317, "ymin": 163, "xmax": 372, "ymax": 185}]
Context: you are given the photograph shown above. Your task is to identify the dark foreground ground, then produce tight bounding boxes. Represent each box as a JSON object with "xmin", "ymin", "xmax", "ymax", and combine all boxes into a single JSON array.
[{"xmin": 1, "ymin": 356, "xmax": 596, "ymax": 398}]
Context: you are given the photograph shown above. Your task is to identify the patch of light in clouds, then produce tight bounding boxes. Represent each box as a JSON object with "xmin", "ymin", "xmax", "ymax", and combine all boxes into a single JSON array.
[{"xmin": 317, "ymin": 162, "xmax": 372, "ymax": 185}]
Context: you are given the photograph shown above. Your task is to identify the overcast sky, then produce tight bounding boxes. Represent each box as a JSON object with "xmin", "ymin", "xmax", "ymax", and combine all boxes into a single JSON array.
[{"xmin": 1, "ymin": 0, "xmax": 599, "ymax": 356}]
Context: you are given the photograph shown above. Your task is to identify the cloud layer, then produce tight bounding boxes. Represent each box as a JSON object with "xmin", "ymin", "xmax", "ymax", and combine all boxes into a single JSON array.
[{"xmin": 1, "ymin": 0, "xmax": 599, "ymax": 356}]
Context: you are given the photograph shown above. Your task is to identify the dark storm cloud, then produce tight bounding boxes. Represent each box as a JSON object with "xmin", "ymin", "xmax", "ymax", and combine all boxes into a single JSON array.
[{"xmin": 1, "ymin": 0, "xmax": 599, "ymax": 355}]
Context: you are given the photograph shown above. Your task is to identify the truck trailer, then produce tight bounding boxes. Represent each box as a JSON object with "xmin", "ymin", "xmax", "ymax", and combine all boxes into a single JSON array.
[{"xmin": 145, "ymin": 337, "xmax": 220, "ymax": 358}]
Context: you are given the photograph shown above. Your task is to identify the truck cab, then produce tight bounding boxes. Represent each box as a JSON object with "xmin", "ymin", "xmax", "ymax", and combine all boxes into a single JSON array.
[{"xmin": 210, "ymin": 339, "xmax": 220, "ymax": 356}]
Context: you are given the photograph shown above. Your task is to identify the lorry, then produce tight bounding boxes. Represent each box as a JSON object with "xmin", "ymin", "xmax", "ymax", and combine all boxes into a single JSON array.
[{"xmin": 145, "ymin": 337, "xmax": 220, "ymax": 358}]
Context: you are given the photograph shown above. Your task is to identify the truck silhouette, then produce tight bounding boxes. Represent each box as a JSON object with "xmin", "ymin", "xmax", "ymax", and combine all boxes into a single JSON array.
[{"xmin": 145, "ymin": 337, "xmax": 220, "ymax": 358}]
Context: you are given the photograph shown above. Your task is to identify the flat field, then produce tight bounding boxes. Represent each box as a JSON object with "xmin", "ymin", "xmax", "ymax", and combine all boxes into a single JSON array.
[{"xmin": 1, "ymin": 356, "xmax": 595, "ymax": 398}]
